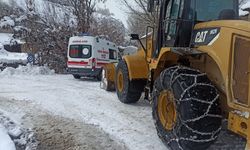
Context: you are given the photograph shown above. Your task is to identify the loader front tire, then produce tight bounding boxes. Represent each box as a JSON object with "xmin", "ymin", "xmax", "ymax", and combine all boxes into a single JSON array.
[
  {"xmin": 115, "ymin": 60, "xmax": 144, "ymax": 104},
  {"xmin": 152, "ymin": 66, "xmax": 222, "ymax": 150}
]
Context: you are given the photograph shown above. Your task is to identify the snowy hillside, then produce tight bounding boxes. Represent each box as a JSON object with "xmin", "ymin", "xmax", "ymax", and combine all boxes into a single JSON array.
[{"xmin": 0, "ymin": 0, "xmax": 76, "ymax": 26}]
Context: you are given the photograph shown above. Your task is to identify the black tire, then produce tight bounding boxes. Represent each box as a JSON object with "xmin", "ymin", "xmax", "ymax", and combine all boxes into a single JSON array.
[
  {"xmin": 152, "ymin": 66, "xmax": 222, "ymax": 150},
  {"xmin": 96, "ymin": 69, "xmax": 102, "ymax": 81},
  {"xmin": 115, "ymin": 60, "xmax": 145, "ymax": 104},
  {"xmin": 73, "ymin": 75, "xmax": 81, "ymax": 79},
  {"xmin": 100, "ymin": 68, "xmax": 115, "ymax": 91}
]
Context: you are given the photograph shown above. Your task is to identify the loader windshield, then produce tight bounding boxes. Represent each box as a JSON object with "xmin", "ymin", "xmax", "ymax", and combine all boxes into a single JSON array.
[{"xmin": 191, "ymin": 0, "xmax": 238, "ymax": 21}]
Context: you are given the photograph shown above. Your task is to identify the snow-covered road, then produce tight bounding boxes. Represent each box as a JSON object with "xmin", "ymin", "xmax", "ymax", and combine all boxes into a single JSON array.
[{"xmin": 0, "ymin": 74, "xmax": 166, "ymax": 150}]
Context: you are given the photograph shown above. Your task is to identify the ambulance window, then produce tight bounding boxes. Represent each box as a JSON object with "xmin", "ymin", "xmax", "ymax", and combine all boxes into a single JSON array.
[
  {"xmin": 109, "ymin": 49, "xmax": 117, "ymax": 60},
  {"xmin": 69, "ymin": 45, "xmax": 92, "ymax": 58}
]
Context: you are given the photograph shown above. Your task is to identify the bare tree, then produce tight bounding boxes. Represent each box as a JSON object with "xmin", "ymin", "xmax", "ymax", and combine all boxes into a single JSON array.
[
  {"xmin": 8, "ymin": 0, "xmax": 76, "ymax": 73},
  {"xmin": 68, "ymin": 0, "xmax": 106, "ymax": 32},
  {"xmin": 90, "ymin": 8, "xmax": 126, "ymax": 45},
  {"xmin": 120, "ymin": 0, "xmax": 159, "ymax": 36}
]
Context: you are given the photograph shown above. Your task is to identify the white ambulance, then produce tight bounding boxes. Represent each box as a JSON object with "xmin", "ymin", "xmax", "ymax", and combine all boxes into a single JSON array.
[{"xmin": 67, "ymin": 35, "xmax": 119, "ymax": 80}]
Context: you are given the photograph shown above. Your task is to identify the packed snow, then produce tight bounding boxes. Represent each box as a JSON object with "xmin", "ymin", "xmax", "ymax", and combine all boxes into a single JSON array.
[
  {"xmin": 0, "ymin": 65, "xmax": 166, "ymax": 150},
  {"xmin": 233, "ymin": 110, "xmax": 250, "ymax": 119},
  {"xmin": 0, "ymin": 125, "xmax": 16, "ymax": 150},
  {"xmin": 0, "ymin": 63, "xmax": 247, "ymax": 150},
  {"xmin": 0, "ymin": 43, "xmax": 28, "ymax": 64}
]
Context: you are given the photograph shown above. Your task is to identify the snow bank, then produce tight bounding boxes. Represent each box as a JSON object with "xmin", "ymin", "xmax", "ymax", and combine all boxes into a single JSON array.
[
  {"xmin": 0, "ymin": 43, "xmax": 28, "ymax": 64},
  {"xmin": 0, "ymin": 64, "xmax": 55, "ymax": 76},
  {"xmin": 0, "ymin": 125, "xmax": 16, "ymax": 150},
  {"xmin": 0, "ymin": 111, "xmax": 37, "ymax": 150}
]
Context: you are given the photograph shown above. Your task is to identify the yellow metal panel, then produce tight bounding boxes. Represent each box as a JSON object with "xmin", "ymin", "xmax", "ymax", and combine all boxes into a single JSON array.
[
  {"xmin": 228, "ymin": 111, "xmax": 250, "ymax": 149},
  {"xmin": 123, "ymin": 50, "xmax": 149, "ymax": 80},
  {"xmin": 149, "ymin": 48, "xmax": 172, "ymax": 69},
  {"xmin": 228, "ymin": 111, "xmax": 250, "ymax": 138},
  {"xmin": 193, "ymin": 20, "xmax": 250, "ymax": 149},
  {"xmin": 194, "ymin": 27, "xmax": 250, "ymax": 113}
]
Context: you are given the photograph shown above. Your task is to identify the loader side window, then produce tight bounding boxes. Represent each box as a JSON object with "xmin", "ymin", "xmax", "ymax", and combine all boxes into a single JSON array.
[
  {"xmin": 109, "ymin": 49, "xmax": 117, "ymax": 60},
  {"xmin": 164, "ymin": 0, "xmax": 184, "ymax": 47}
]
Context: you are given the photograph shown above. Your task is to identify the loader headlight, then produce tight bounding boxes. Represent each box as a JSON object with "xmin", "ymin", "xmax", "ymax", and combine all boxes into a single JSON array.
[{"xmin": 191, "ymin": 27, "xmax": 220, "ymax": 46}]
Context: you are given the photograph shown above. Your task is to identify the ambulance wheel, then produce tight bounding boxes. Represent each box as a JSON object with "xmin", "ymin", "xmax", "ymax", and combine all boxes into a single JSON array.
[
  {"xmin": 96, "ymin": 69, "xmax": 102, "ymax": 81},
  {"xmin": 115, "ymin": 60, "xmax": 144, "ymax": 104},
  {"xmin": 152, "ymin": 66, "xmax": 222, "ymax": 150},
  {"xmin": 73, "ymin": 75, "xmax": 81, "ymax": 79}
]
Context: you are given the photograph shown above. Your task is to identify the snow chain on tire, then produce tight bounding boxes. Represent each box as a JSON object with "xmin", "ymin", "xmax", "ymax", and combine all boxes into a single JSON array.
[{"xmin": 152, "ymin": 66, "xmax": 222, "ymax": 150}]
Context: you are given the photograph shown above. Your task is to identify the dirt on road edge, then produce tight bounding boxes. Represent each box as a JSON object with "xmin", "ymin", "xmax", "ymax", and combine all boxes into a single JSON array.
[{"xmin": 0, "ymin": 98, "xmax": 128, "ymax": 150}]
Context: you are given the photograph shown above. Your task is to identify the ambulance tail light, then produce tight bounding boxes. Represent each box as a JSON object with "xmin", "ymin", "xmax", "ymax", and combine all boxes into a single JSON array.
[{"xmin": 92, "ymin": 58, "xmax": 96, "ymax": 70}]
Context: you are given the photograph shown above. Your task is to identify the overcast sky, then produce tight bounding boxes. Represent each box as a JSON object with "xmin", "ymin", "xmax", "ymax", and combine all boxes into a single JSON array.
[{"xmin": 98, "ymin": 0, "xmax": 130, "ymax": 28}]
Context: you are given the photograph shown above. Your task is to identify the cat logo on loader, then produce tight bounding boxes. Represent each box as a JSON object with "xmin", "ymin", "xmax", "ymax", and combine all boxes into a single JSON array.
[{"xmin": 103, "ymin": 0, "xmax": 250, "ymax": 149}]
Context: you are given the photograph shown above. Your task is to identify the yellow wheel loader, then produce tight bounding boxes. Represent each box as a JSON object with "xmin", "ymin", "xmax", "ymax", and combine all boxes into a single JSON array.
[{"xmin": 110, "ymin": 0, "xmax": 250, "ymax": 149}]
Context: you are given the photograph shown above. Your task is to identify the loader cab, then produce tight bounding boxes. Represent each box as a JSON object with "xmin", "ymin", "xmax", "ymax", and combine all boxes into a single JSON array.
[{"xmin": 150, "ymin": 0, "xmax": 239, "ymax": 58}]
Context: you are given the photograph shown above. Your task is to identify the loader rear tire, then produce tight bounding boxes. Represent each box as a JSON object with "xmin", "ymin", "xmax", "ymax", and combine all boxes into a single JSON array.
[
  {"xmin": 115, "ymin": 60, "xmax": 144, "ymax": 104},
  {"xmin": 100, "ymin": 68, "xmax": 115, "ymax": 91},
  {"xmin": 152, "ymin": 66, "xmax": 222, "ymax": 150}
]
